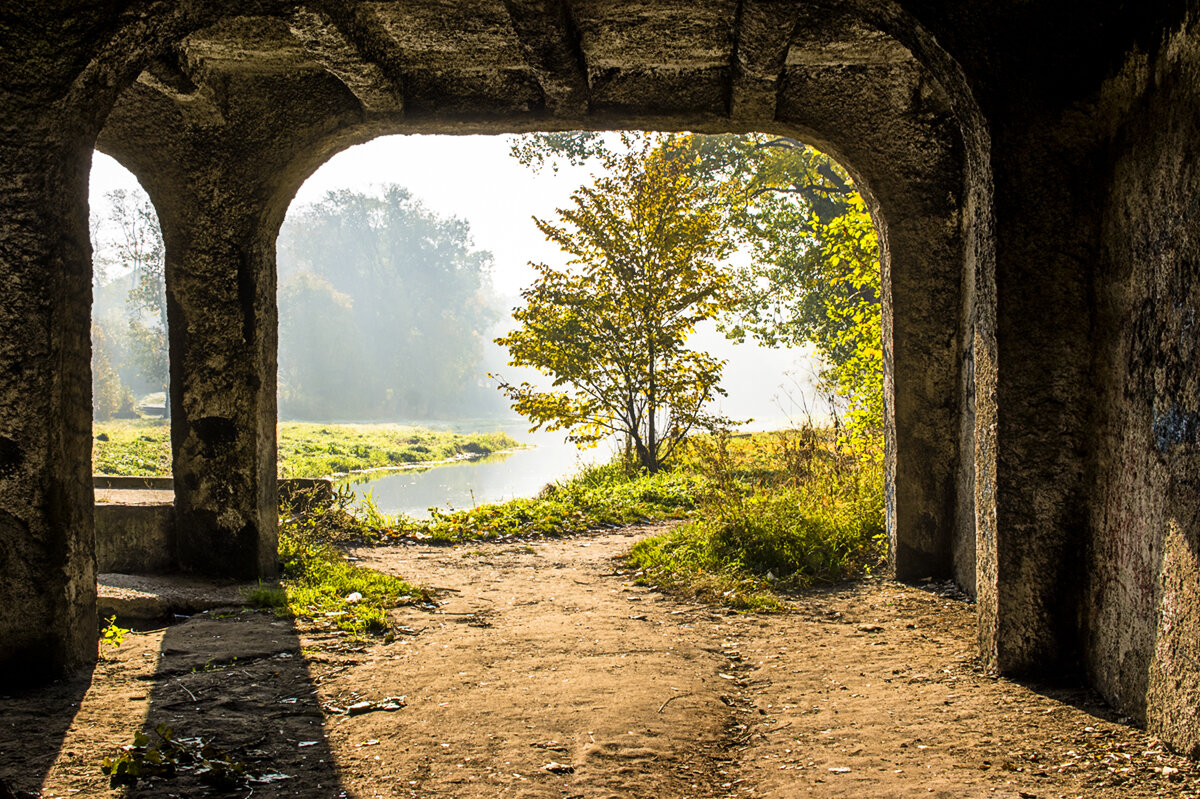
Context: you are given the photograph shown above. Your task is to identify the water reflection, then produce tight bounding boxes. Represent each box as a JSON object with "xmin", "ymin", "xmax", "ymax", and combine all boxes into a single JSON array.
[{"xmin": 341, "ymin": 431, "xmax": 606, "ymax": 518}]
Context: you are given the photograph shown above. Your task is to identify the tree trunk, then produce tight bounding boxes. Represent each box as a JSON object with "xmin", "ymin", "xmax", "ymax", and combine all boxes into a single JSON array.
[{"xmin": 635, "ymin": 440, "xmax": 657, "ymax": 473}]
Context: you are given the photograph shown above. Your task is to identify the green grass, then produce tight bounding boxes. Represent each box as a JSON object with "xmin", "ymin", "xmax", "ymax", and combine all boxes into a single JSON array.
[
  {"xmin": 92, "ymin": 419, "xmax": 522, "ymax": 478},
  {"xmin": 100, "ymin": 419, "xmax": 885, "ymax": 616},
  {"xmin": 244, "ymin": 504, "xmax": 430, "ymax": 636},
  {"xmin": 242, "ymin": 584, "xmax": 287, "ymax": 610},
  {"xmin": 339, "ymin": 427, "xmax": 886, "ymax": 611},
  {"xmin": 627, "ymin": 430, "xmax": 886, "ymax": 610},
  {"xmin": 278, "ymin": 423, "xmax": 521, "ymax": 478},
  {"xmin": 355, "ymin": 461, "xmax": 703, "ymax": 545},
  {"xmin": 91, "ymin": 420, "xmax": 173, "ymax": 476}
]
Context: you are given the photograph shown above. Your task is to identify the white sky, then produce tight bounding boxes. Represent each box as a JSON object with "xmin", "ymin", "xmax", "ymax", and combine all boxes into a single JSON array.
[
  {"xmin": 89, "ymin": 135, "xmax": 823, "ymax": 429},
  {"xmin": 291, "ymin": 134, "xmax": 591, "ymax": 296}
]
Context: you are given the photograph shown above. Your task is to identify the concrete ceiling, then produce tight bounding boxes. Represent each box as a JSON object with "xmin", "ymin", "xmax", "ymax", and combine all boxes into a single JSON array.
[{"xmin": 118, "ymin": 0, "xmax": 924, "ymax": 127}]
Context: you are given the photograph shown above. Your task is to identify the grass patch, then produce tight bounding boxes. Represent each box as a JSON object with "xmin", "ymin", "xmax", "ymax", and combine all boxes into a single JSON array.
[
  {"xmin": 241, "ymin": 583, "xmax": 287, "ymax": 610},
  {"xmin": 342, "ymin": 428, "xmax": 885, "ymax": 612},
  {"xmin": 99, "ymin": 419, "xmax": 885, "ymax": 616},
  {"xmin": 627, "ymin": 429, "xmax": 886, "ymax": 609},
  {"xmin": 91, "ymin": 419, "xmax": 173, "ymax": 476},
  {"xmin": 358, "ymin": 461, "xmax": 703, "ymax": 545},
  {"xmin": 92, "ymin": 419, "xmax": 522, "ymax": 478},
  {"xmin": 278, "ymin": 423, "xmax": 522, "ymax": 478},
  {"xmin": 246, "ymin": 501, "xmax": 430, "ymax": 637}
]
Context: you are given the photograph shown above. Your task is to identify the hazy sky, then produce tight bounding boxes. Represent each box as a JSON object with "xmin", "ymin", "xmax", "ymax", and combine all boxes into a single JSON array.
[{"xmin": 89, "ymin": 135, "xmax": 823, "ymax": 429}]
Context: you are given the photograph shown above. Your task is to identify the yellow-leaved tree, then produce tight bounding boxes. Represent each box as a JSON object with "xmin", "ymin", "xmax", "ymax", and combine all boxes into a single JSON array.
[
  {"xmin": 511, "ymin": 132, "xmax": 884, "ymax": 452},
  {"xmin": 494, "ymin": 135, "xmax": 741, "ymax": 473}
]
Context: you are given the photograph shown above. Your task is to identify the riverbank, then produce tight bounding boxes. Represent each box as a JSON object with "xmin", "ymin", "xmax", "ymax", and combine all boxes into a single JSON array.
[
  {"xmin": 337, "ymin": 428, "xmax": 606, "ymax": 518},
  {"xmin": 91, "ymin": 419, "xmax": 522, "ymax": 478},
  {"xmin": 319, "ymin": 429, "xmax": 883, "ymax": 611}
]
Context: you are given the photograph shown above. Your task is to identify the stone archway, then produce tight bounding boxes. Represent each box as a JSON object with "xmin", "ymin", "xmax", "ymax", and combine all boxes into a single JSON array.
[
  {"xmin": 13, "ymin": 0, "xmax": 1200, "ymax": 765},
  {"xmin": 5, "ymin": 0, "xmax": 987, "ymax": 698},
  {"xmin": 98, "ymin": 5, "xmax": 977, "ymax": 588}
]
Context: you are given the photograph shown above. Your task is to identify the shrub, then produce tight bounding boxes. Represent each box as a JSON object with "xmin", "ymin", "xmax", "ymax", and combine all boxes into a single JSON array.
[{"xmin": 627, "ymin": 427, "xmax": 885, "ymax": 608}]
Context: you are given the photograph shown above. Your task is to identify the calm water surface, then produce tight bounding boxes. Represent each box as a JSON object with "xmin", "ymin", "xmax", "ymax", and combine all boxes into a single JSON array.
[{"xmin": 341, "ymin": 429, "xmax": 607, "ymax": 518}]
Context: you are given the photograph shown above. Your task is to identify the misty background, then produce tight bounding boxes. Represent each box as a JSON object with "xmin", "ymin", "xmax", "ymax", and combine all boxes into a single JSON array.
[{"xmin": 89, "ymin": 134, "xmax": 823, "ymax": 433}]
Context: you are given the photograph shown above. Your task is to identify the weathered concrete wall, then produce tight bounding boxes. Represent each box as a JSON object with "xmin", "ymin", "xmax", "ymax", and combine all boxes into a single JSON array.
[
  {"xmin": 99, "ymin": 67, "xmax": 368, "ymax": 580},
  {"xmin": 94, "ymin": 478, "xmax": 334, "ymax": 574},
  {"xmin": 95, "ymin": 503, "xmax": 177, "ymax": 574},
  {"xmin": 0, "ymin": 0, "xmax": 299, "ymax": 683},
  {"xmin": 1087, "ymin": 15, "xmax": 1200, "ymax": 755},
  {"xmin": 984, "ymin": 114, "xmax": 1101, "ymax": 677},
  {"xmin": 0, "ymin": 7, "xmax": 142, "ymax": 678},
  {"xmin": 762, "ymin": 9, "xmax": 966, "ymax": 582},
  {"xmin": 851, "ymin": 0, "xmax": 999, "ymax": 617},
  {"xmin": 23, "ymin": 1, "xmax": 1200, "ymax": 731},
  {"xmin": 0, "ymin": 127, "xmax": 98, "ymax": 682},
  {"xmin": 163, "ymin": 178, "xmax": 282, "ymax": 580}
]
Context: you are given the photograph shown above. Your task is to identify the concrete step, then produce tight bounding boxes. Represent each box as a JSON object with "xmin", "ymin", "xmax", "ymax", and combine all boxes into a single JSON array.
[{"xmin": 98, "ymin": 572, "xmax": 269, "ymax": 621}]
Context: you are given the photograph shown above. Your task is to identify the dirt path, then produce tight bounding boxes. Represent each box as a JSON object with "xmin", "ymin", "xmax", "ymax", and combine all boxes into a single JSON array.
[{"xmin": 4, "ymin": 525, "xmax": 1200, "ymax": 798}]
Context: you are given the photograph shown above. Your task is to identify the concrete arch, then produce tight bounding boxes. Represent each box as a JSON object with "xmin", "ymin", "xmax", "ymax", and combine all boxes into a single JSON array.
[
  {"xmin": 268, "ymin": 114, "xmax": 966, "ymax": 589},
  {"xmin": 57, "ymin": 2, "xmax": 1200, "ymax": 760},
  {"xmin": 271, "ymin": 136, "xmax": 969, "ymax": 593},
  {"xmin": 12, "ymin": 0, "xmax": 1200, "ymax": 763},
  {"xmin": 2, "ymin": 0, "xmax": 987, "ymax": 682},
  {"xmin": 0, "ymin": 0, "xmax": 317, "ymax": 679}
]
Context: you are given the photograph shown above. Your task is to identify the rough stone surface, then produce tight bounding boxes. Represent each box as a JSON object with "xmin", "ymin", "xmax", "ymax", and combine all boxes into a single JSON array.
[
  {"xmin": 92, "ymin": 478, "xmax": 334, "ymax": 574},
  {"xmin": 1086, "ymin": 13, "xmax": 1200, "ymax": 756},
  {"xmin": 94, "ymin": 501, "xmax": 176, "ymax": 574},
  {"xmin": 96, "ymin": 573, "xmax": 260, "ymax": 621},
  {"xmin": 1, "ymin": 0, "xmax": 1199, "ymax": 759},
  {"xmin": 0, "ymin": 119, "xmax": 100, "ymax": 685}
]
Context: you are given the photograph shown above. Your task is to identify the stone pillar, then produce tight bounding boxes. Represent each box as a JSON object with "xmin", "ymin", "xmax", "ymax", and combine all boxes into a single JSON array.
[
  {"xmin": 96, "ymin": 69, "xmax": 371, "ymax": 583},
  {"xmin": 978, "ymin": 117, "xmax": 1097, "ymax": 677},
  {"xmin": 884, "ymin": 210, "xmax": 963, "ymax": 582},
  {"xmin": 772, "ymin": 63, "xmax": 969, "ymax": 587},
  {"xmin": 158, "ymin": 172, "xmax": 279, "ymax": 580},
  {"xmin": 0, "ymin": 127, "xmax": 97, "ymax": 680}
]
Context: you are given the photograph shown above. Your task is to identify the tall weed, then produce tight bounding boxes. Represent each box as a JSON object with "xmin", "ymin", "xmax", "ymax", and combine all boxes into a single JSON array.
[
  {"xmin": 263, "ymin": 494, "xmax": 428, "ymax": 636},
  {"xmin": 628, "ymin": 425, "xmax": 885, "ymax": 608}
]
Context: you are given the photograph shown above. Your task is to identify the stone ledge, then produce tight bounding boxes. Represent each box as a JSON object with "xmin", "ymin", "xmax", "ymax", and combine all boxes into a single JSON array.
[{"xmin": 98, "ymin": 573, "xmax": 265, "ymax": 621}]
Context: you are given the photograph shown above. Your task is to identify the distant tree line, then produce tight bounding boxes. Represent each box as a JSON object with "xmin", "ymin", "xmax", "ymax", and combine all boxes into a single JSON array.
[
  {"xmin": 276, "ymin": 186, "xmax": 503, "ymax": 420},
  {"xmin": 91, "ymin": 189, "xmax": 169, "ymax": 421},
  {"xmin": 92, "ymin": 184, "xmax": 505, "ymax": 423}
]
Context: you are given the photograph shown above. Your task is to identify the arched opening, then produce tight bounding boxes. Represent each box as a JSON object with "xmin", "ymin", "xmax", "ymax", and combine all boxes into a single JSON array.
[
  {"xmin": 0, "ymin": 5, "xmax": 1018, "ymax": 783},
  {"xmin": 89, "ymin": 153, "xmax": 171, "ymax": 452},
  {"xmin": 274, "ymin": 132, "xmax": 853, "ymax": 516},
  {"xmin": 88, "ymin": 152, "xmax": 179, "ymax": 576},
  {"xmin": 104, "ymin": 0, "xmax": 976, "ymax": 603}
]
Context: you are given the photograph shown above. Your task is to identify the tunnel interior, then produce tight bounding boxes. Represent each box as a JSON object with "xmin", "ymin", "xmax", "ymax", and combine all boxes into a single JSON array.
[{"xmin": 2, "ymin": 0, "xmax": 1199, "ymax": 759}]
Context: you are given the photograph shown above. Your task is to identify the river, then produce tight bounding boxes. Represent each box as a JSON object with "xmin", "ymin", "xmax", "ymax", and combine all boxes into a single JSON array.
[
  {"xmin": 340, "ymin": 406, "xmax": 806, "ymax": 518},
  {"xmin": 340, "ymin": 428, "xmax": 609, "ymax": 518}
]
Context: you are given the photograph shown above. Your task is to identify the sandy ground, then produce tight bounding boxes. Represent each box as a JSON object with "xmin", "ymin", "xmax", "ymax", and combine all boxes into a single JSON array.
[{"xmin": 3, "ymin": 524, "xmax": 1199, "ymax": 798}]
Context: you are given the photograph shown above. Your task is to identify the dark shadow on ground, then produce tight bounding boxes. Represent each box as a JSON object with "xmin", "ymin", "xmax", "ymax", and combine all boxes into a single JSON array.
[
  {"xmin": 909, "ymin": 579, "xmax": 1157, "ymax": 750},
  {"xmin": 0, "ymin": 667, "xmax": 95, "ymax": 796},
  {"xmin": 126, "ymin": 611, "xmax": 346, "ymax": 797}
]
